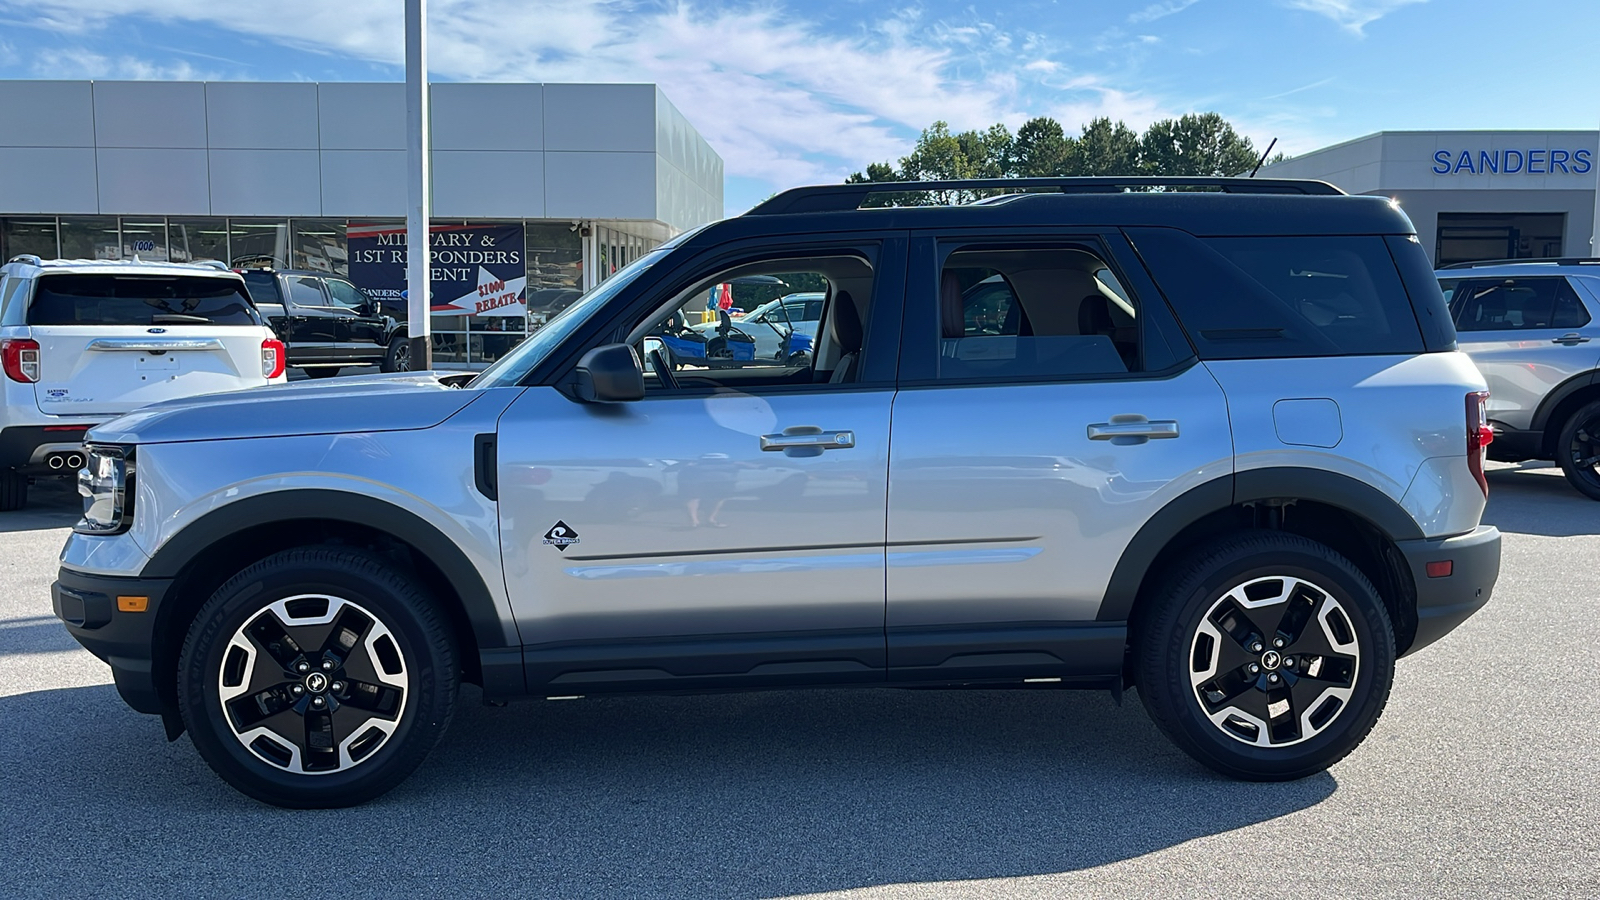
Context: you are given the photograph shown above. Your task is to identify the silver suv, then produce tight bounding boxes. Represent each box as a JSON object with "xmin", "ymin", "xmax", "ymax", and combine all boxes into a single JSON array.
[
  {"xmin": 54, "ymin": 177, "xmax": 1502, "ymax": 808},
  {"xmin": 1436, "ymin": 258, "xmax": 1600, "ymax": 498}
]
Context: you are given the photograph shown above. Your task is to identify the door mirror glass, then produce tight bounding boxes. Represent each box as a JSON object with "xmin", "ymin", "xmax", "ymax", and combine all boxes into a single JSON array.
[{"xmin": 573, "ymin": 343, "xmax": 644, "ymax": 403}]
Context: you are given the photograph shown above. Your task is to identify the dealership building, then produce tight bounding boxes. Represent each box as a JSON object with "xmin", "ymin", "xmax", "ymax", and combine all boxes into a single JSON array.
[
  {"xmin": 0, "ymin": 79, "xmax": 723, "ymax": 366},
  {"xmin": 1260, "ymin": 130, "xmax": 1599, "ymax": 266}
]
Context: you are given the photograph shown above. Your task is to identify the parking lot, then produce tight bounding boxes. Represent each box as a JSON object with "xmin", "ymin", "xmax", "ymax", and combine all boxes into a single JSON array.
[{"xmin": 0, "ymin": 463, "xmax": 1594, "ymax": 899}]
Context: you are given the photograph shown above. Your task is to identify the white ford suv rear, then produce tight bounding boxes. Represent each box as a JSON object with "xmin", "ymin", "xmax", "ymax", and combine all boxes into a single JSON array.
[{"xmin": 0, "ymin": 255, "xmax": 286, "ymax": 510}]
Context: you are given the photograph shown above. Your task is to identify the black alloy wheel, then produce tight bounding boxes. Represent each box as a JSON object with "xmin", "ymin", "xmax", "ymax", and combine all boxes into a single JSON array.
[
  {"xmin": 383, "ymin": 337, "xmax": 411, "ymax": 373},
  {"xmin": 1136, "ymin": 531, "xmax": 1395, "ymax": 781},
  {"xmin": 178, "ymin": 548, "xmax": 457, "ymax": 808},
  {"xmin": 1557, "ymin": 399, "xmax": 1600, "ymax": 500}
]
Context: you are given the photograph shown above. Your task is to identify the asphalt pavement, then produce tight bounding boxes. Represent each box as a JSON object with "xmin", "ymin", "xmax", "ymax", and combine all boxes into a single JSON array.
[{"xmin": 1, "ymin": 463, "xmax": 1595, "ymax": 899}]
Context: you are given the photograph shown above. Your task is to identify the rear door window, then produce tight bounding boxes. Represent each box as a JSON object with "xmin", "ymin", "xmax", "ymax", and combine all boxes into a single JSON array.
[
  {"xmin": 27, "ymin": 274, "xmax": 260, "ymax": 326},
  {"xmin": 286, "ymin": 276, "xmax": 328, "ymax": 307},
  {"xmin": 1445, "ymin": 277, "xmax": 1591, "ymax": 331},
  {"xmin": 1128, "ymin": 230, "xmax": 1425, "ymax": 359}
]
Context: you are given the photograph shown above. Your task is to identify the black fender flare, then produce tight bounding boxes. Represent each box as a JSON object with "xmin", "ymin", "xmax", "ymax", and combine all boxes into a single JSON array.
[
  {"xmin": 143, "ymin": 489, "xmax": 513, "ymax": 655},
  {"xmin": 1096, "ymin": 468, "xmax": 1422, "ymax": 622}
]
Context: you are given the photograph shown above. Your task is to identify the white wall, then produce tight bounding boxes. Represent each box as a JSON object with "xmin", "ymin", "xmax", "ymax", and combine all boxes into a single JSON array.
[{"xmin": 0, "ymin": 80, "xmax": 723, "ymax": 233}]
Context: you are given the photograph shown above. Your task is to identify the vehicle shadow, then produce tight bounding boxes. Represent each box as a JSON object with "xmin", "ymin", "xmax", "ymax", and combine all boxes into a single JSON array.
[
  {"xmin": 0, "ymin": 477, "xmax": 80, "ymax": 533},
  {"xmin": 1483, "ymin": 464, "xmax": 1600, "ymax": 537},
  {"xmin": 0, "ymin": 616, "xmax": 79, "ymax": 654},
  {"xmin": 0, "ymin": 683, "xmax": 1335, "ymax": 898}
]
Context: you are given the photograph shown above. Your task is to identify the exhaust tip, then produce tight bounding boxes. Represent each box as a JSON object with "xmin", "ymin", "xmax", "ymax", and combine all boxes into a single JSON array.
[
  {"xmin": 66, "ymin": 454, "xmax": 84, "ymax": 469},
  {"xmin": 47, "ymin": 454, "xmax": 64, "ymax": 469}
]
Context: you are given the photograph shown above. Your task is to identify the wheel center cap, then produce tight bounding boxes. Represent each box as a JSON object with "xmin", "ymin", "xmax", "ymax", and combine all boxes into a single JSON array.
[
  {"xmin": 304, "ymin": 671, "xmax": 329, "ymax": 694},
  {"xmin": 1260, "ymin": 650, "xmax": 1282, "ymax": 671}
]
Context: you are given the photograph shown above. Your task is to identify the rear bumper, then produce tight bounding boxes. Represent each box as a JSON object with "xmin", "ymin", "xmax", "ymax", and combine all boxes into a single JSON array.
[
  {"xmin": 53, "ymin": 567, "xmax": 171, "ymax": 714},
  {"xmin": 0, "ymin": 424, "xmax": 97, "ymax": 471},
  {"xmin": 1395, "ymin": 525, "xmax": 1501, "ymax": 656}
]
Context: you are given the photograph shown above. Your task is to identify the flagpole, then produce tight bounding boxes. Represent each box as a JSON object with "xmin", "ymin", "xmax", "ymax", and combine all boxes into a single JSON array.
[{"xmin": 405, "ymin": 0, "xmax": 432, "ymax": 370}]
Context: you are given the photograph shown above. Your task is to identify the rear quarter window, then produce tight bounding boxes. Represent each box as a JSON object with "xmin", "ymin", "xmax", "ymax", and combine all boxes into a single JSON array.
[
  {"xmin": 28, "ymin": 274, "xmax": 261, "ymax": 326},
  {"xmin": 240, "ymin": 271, "xmax": 283, "ymax": 304},
  {"xmin": 1127, "ymin": 229, "xmax": 1426, "ymax": 359}
]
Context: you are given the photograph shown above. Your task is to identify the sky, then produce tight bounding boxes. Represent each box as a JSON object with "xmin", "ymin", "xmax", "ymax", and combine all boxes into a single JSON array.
[{"xmin": 0, "ymin": 0, "xmax": 1596, "ymax": 216}]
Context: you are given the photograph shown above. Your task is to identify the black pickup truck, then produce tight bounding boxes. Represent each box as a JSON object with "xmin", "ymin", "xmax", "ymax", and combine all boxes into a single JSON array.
[{"xmin": 239, "ymin": 268, "xmax": 408, "ymax": 376}]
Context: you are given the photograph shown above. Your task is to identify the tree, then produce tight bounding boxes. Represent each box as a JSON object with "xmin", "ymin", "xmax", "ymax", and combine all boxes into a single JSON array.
[
  {"xmin": 1140, "ymin": 112, "xmax": 1259, "ymax": 177},
  {"xmin": 844, "ymin": 161, "xmax": 900, "ymax": 183},
  {"xmin": 1012, "ymin": 116, "xmax": 1075, "ymax": 177},
  {"xmin": 1075, "ymin": 117, "xmax": 1142, "ymax": 176}
]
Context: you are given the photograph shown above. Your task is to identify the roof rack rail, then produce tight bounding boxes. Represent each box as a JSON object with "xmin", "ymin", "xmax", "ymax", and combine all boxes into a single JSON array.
[
  {"xmin": 1439, "ymin": 257, "xmax": 1600, "ymax": 270},
  {"xmin": 746, "ymin": 176, "xmax": 1344, "ymax": 216},
  {"xmin": 195, "ymin": 260, "xmax": 232, "ymax": 271},
  {"xmin": 6, "ymin": 254, "xmax": 44, "ymax": 266}
]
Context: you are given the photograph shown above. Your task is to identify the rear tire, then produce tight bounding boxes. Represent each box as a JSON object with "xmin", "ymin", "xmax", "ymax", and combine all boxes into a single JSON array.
[
  {"xmin": 304, "ymin": 367, "xmax": 342, "ymax": 379},
  {"xmin": 177, "ymin": 547, "xmax": 458, "ymax": 808},
  {"xmin": 0, "ymin": 468, "xmax": 26, "ymax": 511},
  {"xmin": 1556, "ymin": 399, "xmax": 1600, "ymax": 500},
  {"xmin": 1135, "ymin": 531, "xmax": 1394, "ymax": 781}
]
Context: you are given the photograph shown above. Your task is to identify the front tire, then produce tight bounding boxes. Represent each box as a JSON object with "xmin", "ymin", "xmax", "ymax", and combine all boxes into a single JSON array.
[
  {"xmin": 177, "ymin": 548, "xmax": 458, "ymax": 808},
  {"xmin": 1135, "ymin": 531, "xmax": 1394, "ymax": 781},
  {"xmin": 381, "ymin": 336, "xmax": 411, "ymax": 373},
  {"xmin": 1556, "ymin": 399, "xmax": 1600, "ymax": 500}
]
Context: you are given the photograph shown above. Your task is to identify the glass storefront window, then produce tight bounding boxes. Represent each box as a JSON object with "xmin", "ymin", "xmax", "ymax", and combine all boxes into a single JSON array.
[
  {"xmin": 60, "ymin": 217, "xmax": 121, "ymax": 260},
  {"xmin": 119, "ymin": 219, "xmax": 169, "ymax": 261},
  {"xmin": 525, "ymin": 223, "xmax": 583, "ymax": 334},
  {"xmin": 228, "ymin": 219, "xmax": 289, "ymax": 268},
  {"xmin": 168, "ymin": 218, "xmax": 230, "ymax": 264},
  {"xmin": 292, "ymin": 220, "xmax": 349, "ymax": 275},
  {"xmin": 1, "ymin": 218, "xmax": 59, "ymax": 260}
]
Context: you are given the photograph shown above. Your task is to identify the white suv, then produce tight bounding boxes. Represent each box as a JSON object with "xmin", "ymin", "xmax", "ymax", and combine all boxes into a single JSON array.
[{"xmin": 1, "ymin": 255, "xmax": 286, "ymax": 510}]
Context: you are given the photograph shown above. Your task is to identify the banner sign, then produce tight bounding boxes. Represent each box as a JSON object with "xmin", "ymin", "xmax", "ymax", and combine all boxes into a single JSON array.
[{"xmin": 347, "ymin": 223, "xmax": 527, "ymax": 318}]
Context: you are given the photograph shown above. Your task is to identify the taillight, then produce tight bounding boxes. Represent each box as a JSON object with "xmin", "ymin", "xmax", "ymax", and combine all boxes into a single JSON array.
[
  {"xmin": 1, "ymin": 338, "xmax": 41, "ymax": 383},
  {"xmin": 261, "ymin": 338, "xmax": 286, "ymax": 379},
  {"xmin": 1467, "ymin": 390, "xmax": 1492, "ymax": 496}
]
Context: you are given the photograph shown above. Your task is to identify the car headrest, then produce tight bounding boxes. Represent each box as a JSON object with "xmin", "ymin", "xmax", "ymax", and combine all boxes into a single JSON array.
[
  {"xmin": 941, "ymin": 271, "xmax": 964, "ymax": 339},
  {"xmin": 832, "ymin": 290, "xmax": 863, "ymax": 352},
  {"xmin": 1078, "ymin": 294, "xmax": 1115, "ymax": 334}
]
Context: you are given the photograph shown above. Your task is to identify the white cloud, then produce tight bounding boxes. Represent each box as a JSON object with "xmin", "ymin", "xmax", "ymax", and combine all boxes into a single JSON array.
[
  {"xmin": 1280, "ymin": 0, "xmax": 1427, "ymax": 35},
  {"xmin": 31, "ymin": 47, "xmax": 216, "ymax": 80},
  {"xmin": 1129, "ymin": 0, "xmax": 1204, "ymax": 24}
]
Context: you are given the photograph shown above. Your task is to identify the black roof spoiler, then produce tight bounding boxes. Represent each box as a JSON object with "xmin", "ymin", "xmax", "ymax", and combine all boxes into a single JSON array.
[
  {"xmin": 746, "ymin": 177, "xmax": 1345, "ymax": 216},
  {"xmin": 1439, "ymin": 257, "xmax": 1600, "ymax": 270}
]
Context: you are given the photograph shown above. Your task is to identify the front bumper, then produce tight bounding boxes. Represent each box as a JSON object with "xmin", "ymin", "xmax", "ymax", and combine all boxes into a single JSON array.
[
  {"xmin": 1395, "ymin": 525, "xmax": 1501, "ymax": 656},
  {"xmin": 53, "ymin": 567, "xmax": 172, "ymax": 714}
]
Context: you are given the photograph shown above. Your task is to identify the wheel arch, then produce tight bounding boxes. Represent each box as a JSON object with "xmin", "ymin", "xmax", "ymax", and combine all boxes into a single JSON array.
[
  {"xmin": 1102, "ymin": 469, "xmax": 1425, "ymax": 667},
  {"xmin": 144, "ymin": 489, "xmax": 519, "ymax": 725},
  {"xmin": 1530, "ymin": 370, "xmax": 1600, "ymax": 457}
]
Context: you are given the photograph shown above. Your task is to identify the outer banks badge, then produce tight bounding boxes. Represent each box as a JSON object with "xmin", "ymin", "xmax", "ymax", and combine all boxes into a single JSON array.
[{"xmin": 543, "ymin": 521, "xmax": 579, "ymax": 552}]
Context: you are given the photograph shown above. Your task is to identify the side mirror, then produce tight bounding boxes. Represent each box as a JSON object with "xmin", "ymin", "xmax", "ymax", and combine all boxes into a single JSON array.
[{"xmin": 573, "ymin": 343, "xmax": 644, "ymax": 403}]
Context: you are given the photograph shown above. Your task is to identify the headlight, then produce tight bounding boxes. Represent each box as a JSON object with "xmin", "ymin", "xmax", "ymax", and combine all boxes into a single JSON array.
[{"xmin": 75, "ymin": 444, "xmax": 135, "ymax": 535}]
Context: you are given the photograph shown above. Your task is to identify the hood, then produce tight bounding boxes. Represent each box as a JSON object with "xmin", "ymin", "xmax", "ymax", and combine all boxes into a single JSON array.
[{"xmin": 87, "ymin": 372, "xmax": 492, "ymax": 445}]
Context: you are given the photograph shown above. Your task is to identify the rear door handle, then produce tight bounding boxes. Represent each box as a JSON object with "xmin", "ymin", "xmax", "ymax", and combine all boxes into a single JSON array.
[
  {"xmin": 760, "ymin": 426, "xmax": 855, "ymax": 456},
  {"xmin": 1087, "ymin": 419, "xmax": 1179, "ymax": 441},
  {"xmin": 1552, "ymin": 333, "xmax": 1591, "ymax": 345}
]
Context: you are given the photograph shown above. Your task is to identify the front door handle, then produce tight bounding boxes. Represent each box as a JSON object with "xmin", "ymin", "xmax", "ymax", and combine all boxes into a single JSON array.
[
  {"xmin": 1087, "ymin": 418, "xmax": 1180, "ymax": 442},
  {"xmin": 1553, "ymin": 333, "xmax": 1591, "ymax": 345},
  {"xmin": 760, "ymin": 426, "xmax": 855, "ymax": 456}
]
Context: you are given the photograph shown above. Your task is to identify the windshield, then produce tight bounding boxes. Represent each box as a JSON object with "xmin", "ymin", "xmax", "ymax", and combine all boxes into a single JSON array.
[{"xmin": 471, "ymin": 248, "xmax": 669, "ymax": 388}]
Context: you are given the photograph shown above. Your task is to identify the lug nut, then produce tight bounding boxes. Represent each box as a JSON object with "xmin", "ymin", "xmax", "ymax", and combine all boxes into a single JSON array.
[
  {"xmin": 332, "ymin": 681, "xmax": 345, "ymax": 692},
  {"xmin": 1250, "ymin": 642, "xmax": 1263, "ymax": 653},
  {"xmin": 1273, "ymin": 638, "xmax": 1285, "ymax": 648},
  {"xmin": 1249, "ymin": 664, "xmax": 1260, "ymax": 674},
  {"xmin": 1268, "ymin": 674, "xmax": 1280, "ymax": 683},
  {"xmin": 321, "ymin": 660, "xmax": 334, "ymax": 671},
  {"xmin": 291, "ymin": 684, "xmax": 304, "ymax": 695},
  {"xmin": 1283, "ymin": 657, "xmax": 1295, "ymax": 667},
  {"xmin": 312, "ymin": 697, "xmax": 324, "ymax": 708},
  {"xmin": 296, "ymin": 662, "xmax": 310, "ymax": 673}
]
